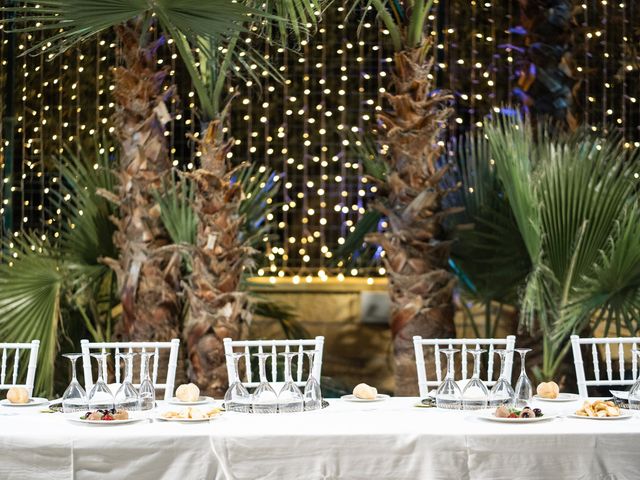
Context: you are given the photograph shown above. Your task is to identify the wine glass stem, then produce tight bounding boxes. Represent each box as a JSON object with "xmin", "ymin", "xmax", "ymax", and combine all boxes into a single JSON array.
[
  {"xmin": 472, "ymin": 354, "xmax": 480, "ymax": 379},
  {"xmin": 258, "ymin": 355, "xmax": 268, "ymax": 383},
  {"xmin": 70, "ymin": 357, "xmax": 78, "ymax": 383},
  {"xmin": 498, "ymin": 353, "xmax": 506, "ymax": 380},
  {"xmin": 125, "ymin": 357, "xmax": 133, "ymax": 383},
  {"xmin": 446, "ymin": 353, "xmax": 455, "ymax": 380},
  {"xmin": 96, "ymin": 356, "xmax": 104, "ymax": 383},
  {"xmin": 284, "ymin": 355, "xmax": 293, "ymax": 382},
  {"xmin": 520, "ymin": 353, "xmax": 527, "ymax": 376},
  {"xmin": 232, "ymin": 355, "xmax": 241, "ymax": 384}
]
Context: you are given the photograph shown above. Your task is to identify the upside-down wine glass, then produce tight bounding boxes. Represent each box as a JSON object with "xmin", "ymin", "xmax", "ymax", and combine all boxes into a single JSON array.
[
  {"xmin": 435, "ymin": 348, "xmax": 462, "ymax": 410},
  {"xmin": 114, "ymin": 352, "xmax": 139, "ymax": 412},
  {"xmin": 462, "ymin": 348, "xmax": 489, "ymax": 410},
  {"xmin": 303, "ymin": 350, "xmax": 323, "ymax": 411},
  {"xmin": 138, "ymin": 352, "xmax": 156, "ymax": 411},
  {"xmin": 224, "ymin": 352, "xmax": 251, "ymax": 413},
  {"xmin": 87, "ymin": 352, "xmax": 114, "ymax": 411},
  {"xmin": 62, "ymin": 353, "xmax": 87, "ymax": 413},
  {"xmin": 629, "ymin": 349, "xmax": 640, "ymax": 411},
  {"xmin": 514, "ymin": 348, "xmax": 533, "ymax": 407},
  {"xmin": 489, "ymin": 349, "xmax": 516, "ymax": 407},
  {"xmin": 278, "ymin": 352, "xmax": 304, "ymax": 413},
  {"xmin": 251, "ymin": 352, "xmax": 278, "ymax": 414}
]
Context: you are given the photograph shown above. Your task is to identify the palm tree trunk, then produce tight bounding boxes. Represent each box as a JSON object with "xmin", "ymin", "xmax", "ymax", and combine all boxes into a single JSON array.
[
  {"xmin": 367, "ymin": 40, "xmax": 457, "ymax": 396},
  {"xmin": 109, "ymin": 23, "xmax": 182, "ymax": 345},
  {"xmin": 184, "ymin": 120, "xmax": 252, "ymax": 398}
]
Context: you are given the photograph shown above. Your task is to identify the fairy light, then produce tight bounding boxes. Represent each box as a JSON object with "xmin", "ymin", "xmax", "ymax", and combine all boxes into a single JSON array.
[{"xmin": 1, "ymin": 2, "xmax": 639, "ymax": 280}]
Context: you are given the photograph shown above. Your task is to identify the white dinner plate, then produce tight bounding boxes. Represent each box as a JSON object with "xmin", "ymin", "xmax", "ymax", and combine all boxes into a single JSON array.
[
  {"xmin": 533, "ymin": 393, "xmax": 580, "ymax": 402},
  {"xmin": 610, "ymin": 390, "xmax": 629, "ymax": 401},
  {"xmin": 567, "ymin": 411, "xmax": 633, "ymax": 421},
  {"xmin": 340, "ymin": 394, "xmax": 390, "ymax": 402},
  {"xmin": 156, "ymin": 415, "xmax": 221, "ymax": 423},
  {"xmin": 0, "ymin": 397, "xmax": 49, "ymax": 407},
  {"xmin": 479, "ymin": 412, "xmax": 556, "ymax": 423},
  {"xmin": 167, "ymin": 396, "xmax": 215, "ymax": 406},
  {"xmin": 66, "ymin": 415, "xmax": 146, "ymax": 426}
]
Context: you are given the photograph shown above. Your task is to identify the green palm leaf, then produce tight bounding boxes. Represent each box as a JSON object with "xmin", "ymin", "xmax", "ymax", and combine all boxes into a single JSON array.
[{"xmin": 0, "ymin": 238, "xmax": 62, "ymax": 397}]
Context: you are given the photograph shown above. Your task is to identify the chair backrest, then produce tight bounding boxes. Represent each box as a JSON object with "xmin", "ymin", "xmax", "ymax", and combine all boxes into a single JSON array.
[
  {"xmin": 223, "ymin": 336, "xmax": 324, "ymax": 389},
  {"xmin": 80, "ymin": 339, "xmax": 180, "ymax": 400},
  {"xmin": 0, "ymin": 340, "xmax": 40, "ymax": 396},
  {"xmin": 571, "ymin": 335, "xmax": 640, "ymax": 398},
  {"xmin": 413, "ymin": 335, "xmax": 517, "ymax": 398}
]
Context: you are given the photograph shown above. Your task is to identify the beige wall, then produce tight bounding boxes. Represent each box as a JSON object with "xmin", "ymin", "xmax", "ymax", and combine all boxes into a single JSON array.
[
  {"xmin": 248, "ymin": 278, "xmax": 394, "ymax": 394},
  {"xmin": 248, "ymin": 278, "xmax": 516, "ymax": 395}
]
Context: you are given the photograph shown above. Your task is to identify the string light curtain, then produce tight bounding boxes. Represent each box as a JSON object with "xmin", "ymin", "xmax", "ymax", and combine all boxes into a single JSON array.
[{"xmin": 1, "ymin": 1, "xmax": 639, "ymax": 276}]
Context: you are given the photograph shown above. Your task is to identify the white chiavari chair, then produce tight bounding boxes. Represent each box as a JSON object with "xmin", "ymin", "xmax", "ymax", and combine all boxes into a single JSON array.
[
  {"xmin": 570, "ymin": 335, "xmax": 640, "ymax": 398},
  {"xmin": 0, "ymin": 340, "xmax": 40, "ymax": 397},
  {"xmin": 80, "ymin": 339, "xmax": 180, "ymax": 400},
  {"xmin": 413, "ymin": 335, "xmax": 517, "ymax": 398},
  {"xmin": 223, "ymin": 336, "xmax": 324, "ymax": 389}
]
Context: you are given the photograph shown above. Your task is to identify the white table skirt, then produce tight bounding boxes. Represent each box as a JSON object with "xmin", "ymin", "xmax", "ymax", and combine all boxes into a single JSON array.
[{"xmin": 1, "ymin": 397, "xmax": 639, "ymax": 480}]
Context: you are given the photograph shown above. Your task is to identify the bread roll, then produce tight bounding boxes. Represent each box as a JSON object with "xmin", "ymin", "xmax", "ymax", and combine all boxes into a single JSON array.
[
  {"xmin": 176, "ymin": 383, "xmax": 200, "ymax": 402},
  {"xmin": 536, "ymin": 381, "xmax": 560, "ymax": 399},
  {"xmin": 353, "ymin": 383, "xmax": 377, "ymax": 400},
  {"xmin": 6, "ymin": 386, "xmax": 29, "ymax": 404}
]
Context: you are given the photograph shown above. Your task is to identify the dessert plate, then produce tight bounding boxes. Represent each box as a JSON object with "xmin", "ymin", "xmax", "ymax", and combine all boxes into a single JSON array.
[
  {"xmin": 0, "ymin": 397, "xmax": 49, "ymax": 407},
  {"xmin": 567, "ymin": 411, "xmax": 633, "ymax": 420},
  {"xmin": 533, "ymin": 393, "xmax": 579, "ymax": 402},
  {"xmin": 156, "ymin": 415, "xmax": 220, "ymax": 423},
  {"xmin": 67, "ymin": 416, "xmax": 146, "ymax": 426},
  {"xmin": 167, "ymin": 396, "xmax": 215, "ymax": 406},
  {"xmin": 479, "ymin": 412, "xmax": 556, "ymax": 423},
  {"xmin": 340, "ymin": 394, "xmax": 390, "ymax": 402}
]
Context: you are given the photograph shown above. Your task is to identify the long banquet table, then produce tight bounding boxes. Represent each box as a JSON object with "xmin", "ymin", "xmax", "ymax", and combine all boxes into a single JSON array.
[{"xmin": 1, "ymin": 397, "xmax": 639, "ymax": 480}]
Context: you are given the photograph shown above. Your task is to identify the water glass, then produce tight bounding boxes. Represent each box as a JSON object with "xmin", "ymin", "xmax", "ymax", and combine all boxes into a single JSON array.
[
  {"xmin": 303, "ymin": 350, "xmax": 323, "ymax": 411},
  {"xmin": 62, "ymin": 353, "xmax": 87, "ymax": 413},
  {"xmin": 436, "ymin": 348, "xmax": 462, "ymax": 409},
  {"xmin": 87, "ymin": 353, "xmax": 114, "ymax": 411},
  {"xmin": 462, "ymin": 348, "xmax": 489, "ymax": 410},
  {"xmin": 489, "ymin": 349, "xmax": 515, "ymax": 407},
  {"xmin": 278, "ymin": 352, "xmax": 304, "ymax": 413},
  {"xmin": 138, "ymin": 352, "xmax": 156, "ymax": 411},
  {"xmin": 114, "ymin": 352, "xmax": 139, "ymax": 412},
  {"xmin": 514, "ymin": 348, "xmax": 533, "ymax": 407},
  {"xmin": 224, "ymin": 352, "xmax": 251, "ymax": 413},
  {"xmin": 251, "ymin": 352, "xmax": 278, "ymax": 414}
]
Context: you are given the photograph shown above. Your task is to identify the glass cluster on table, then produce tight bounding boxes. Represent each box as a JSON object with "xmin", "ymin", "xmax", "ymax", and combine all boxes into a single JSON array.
[
  {"xmin": 61, "ymin": 351, "xmax": 156, "ymax": 414},
  {"xmin": 434, "ymin": 347, "xmax": 531, "ymax": 410},
  {"xmin": 224, "ymin": 350, "xmax": 323, "ymax": 414}
]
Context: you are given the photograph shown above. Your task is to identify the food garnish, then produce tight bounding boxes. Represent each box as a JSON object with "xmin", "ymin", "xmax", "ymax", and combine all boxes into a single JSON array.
[
  {"xmin": 80, "ymin": 408, "xmax": 129, "ymax": 421},
  {"xmin": 494, "ymin": 405, "xmax": 543, "ymax": 419}
]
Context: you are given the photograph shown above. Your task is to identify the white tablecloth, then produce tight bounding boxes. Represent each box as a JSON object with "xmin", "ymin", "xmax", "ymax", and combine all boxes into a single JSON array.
[{"xmin": 1, "ymin": 397, "xmax": 639, "ymax": 480}]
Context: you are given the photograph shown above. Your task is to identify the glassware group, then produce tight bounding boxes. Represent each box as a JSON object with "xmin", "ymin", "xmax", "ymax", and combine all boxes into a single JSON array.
[
  {"xmin": 223, "ymin": 349, "xmax": 323, "ymax": 413},
  {"xmin": 435, "ymin": 347, "xmax": 517, "ymax": 410},
  {"xmin": 62, "ymin": 351, "xmax": 155, "ymax": 414}
]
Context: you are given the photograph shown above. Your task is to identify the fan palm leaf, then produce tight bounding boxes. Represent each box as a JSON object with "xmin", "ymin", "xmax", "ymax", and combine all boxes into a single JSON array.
[
  {"xmin": 0, "ymin": 237, "xmax": 62, "ymax": 397},
  {"xmin": 481, "ymin": 114, "xmax": 640, "ymax": 379}
]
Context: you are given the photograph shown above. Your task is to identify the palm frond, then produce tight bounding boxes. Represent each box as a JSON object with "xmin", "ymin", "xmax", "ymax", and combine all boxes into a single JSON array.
[
  {"xmin": 450, "ymin": 132, "xmax": 530, "ymax": 304},
  {"xmin": 1, "ymin": 0, "xmax": 257, "ymax": 56},
  {"xmin": 0, "ymin": 237, "xmax": 62, "ymax": 397},
  {"xmin": 154, "ymin": 176, "xmax": 198, "ymax": 247},
  {"xmin": 57, "ymin": 141, "xmax": 118, "ymax": 275},
  {"xmin": 236, "ymin": 164, "xmax": 281, "ymax": 250}
]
